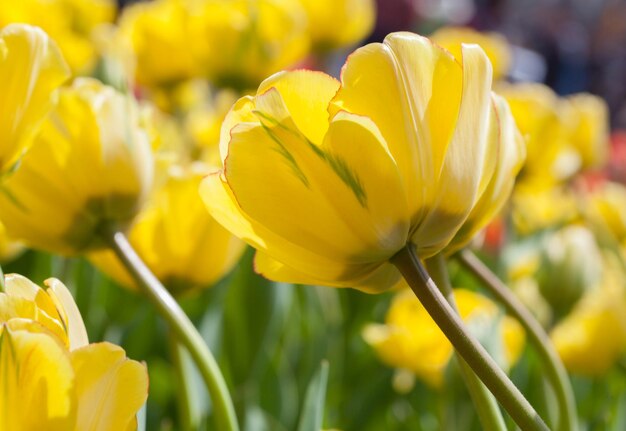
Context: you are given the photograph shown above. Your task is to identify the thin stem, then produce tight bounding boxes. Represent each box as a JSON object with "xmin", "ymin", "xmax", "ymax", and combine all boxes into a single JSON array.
[
  {"xmin": 106, "ymin": 230, "xmax": 239, "ymax": 431},
  {"xmin": 390, "ymin": 245, "xmax": 548, "ymax": 431},
  {"xmin": 456, "ymin": 249, "xmax": 578, "ymax": 431},
  {"xmin": 168, "ymin": 331, "xmax": 199, "ymax": 431},
  {"xmin": 425, "ymin": 254, "xmax": 506, "ymax": 431},
  {"xmin": 0, "ymin": 263, "xmax": 5, "ymax": 291}
]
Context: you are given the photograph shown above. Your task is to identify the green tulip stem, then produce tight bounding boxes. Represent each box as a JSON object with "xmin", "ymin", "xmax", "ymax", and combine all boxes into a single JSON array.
[
  {"xmin": 456, "ymin": 249, "xmax": 578, "ymax": 431},
  {"xmin": 0, "ymin": 263, "xmax": 5, "ymax": 291},
  {"xmin": 168, "ymin": 331, "xmax": 199, "ymax": 431},
  {"xmin": 424, "ymin": 254, "xmax": 507, "ymax": 431},
  {"xmin": 107, "ymin": 230, "xmax": 239, "ymax": 431},
  {"xmin": 390, "ymin": 244, "xmax": 548, "ymax": 431}
]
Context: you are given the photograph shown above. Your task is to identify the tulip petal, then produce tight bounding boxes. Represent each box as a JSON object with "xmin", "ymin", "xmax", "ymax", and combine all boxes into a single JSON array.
[
  {"xmin": 71, "ymin": 342, "xmax": 148, "ymax": 431},
  {"xmin": 331, "ymin": 32, "xmax": 463, "ymax": 226},
  {"xmin": 0, "ymin": 24, "xmax": 70, "ymax": 173},
  {"xmin": 45, "ymin": 278, "xmax": 89, "ymax": 350},
  {"xmin": 0, "ymin": 320, "xmax": 76, "ymax": 431},
  {"xmin": 411, "ymin": 43, "xmax": 495, "ymax": 254},
  {"xmin": 257, "ymin": 70, "xmax": 340, "ymax": 145}
]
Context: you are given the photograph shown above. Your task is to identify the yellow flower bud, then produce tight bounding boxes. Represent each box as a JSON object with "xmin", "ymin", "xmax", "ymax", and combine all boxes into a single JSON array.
[
  {"xmin": 201, "ymin": 32, "xmax": 524, "ymax": 292},
  {"xmin": 0, "ymin": 274, "xmax": 148, "ymax": 430},
  {"xmin": 363, "ymin": 288, "xmax": 525, "ymax": 388},
  {"xmin": 0, "ymin": 78, "xmax": 154, "ymax": 255},
  {"xmin": 90, "ymin": 163, "xmax": 246, "ymax": 295},
  {"xmin": 0, "ymin": 24, "xmax": 69, "ymax": 175},
  {"xmin": 431, "ymin": 26, "xmax": 512, "ymax": 80},
  {"xmin": 0, "ymin": 0, "xmax": 116, "ymax": 74},
  {"xmin": 299, "ymin": 0, "xmax": 375, "ymax": 52},
  {"xmin": 536, "ymin": 225, "xmax": 603, "ymax": 318}
]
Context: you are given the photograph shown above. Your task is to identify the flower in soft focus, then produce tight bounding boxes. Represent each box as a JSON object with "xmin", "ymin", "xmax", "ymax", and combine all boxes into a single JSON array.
[
  {"xmin": 299, "ymin": 0, "xmax": 375, "ymax": 52},
  {"xmin": 0, "ymin": 274, "xmax": 148, "ymax": 431},
  {"xmin": 185, "ymin": 88, "xmax": 240, "ymax": 165},
  {"xmin": 189, "ymin": 0, "xmax": 309, "ymax": 89},
  {"xmin": 511, "ymin": 184, "xmax": 578, "ymax": 235},
  {"xmin": 363, "ymin": 288, "xmax": 525, "ymax": 388},
  {"xmin": 561, "ymin": 94, "xmax": 609, "ymax": 171},
  {"xmin": 90, "ymin": 163, "xmax": 245, "ymax": 295},
  {"xmin": 430, "ymin": 26, "xmax": 512, "ymax": 80},
  {"xmin": 536, "ymin": 225, "xmax": 603, "ymax": 319},
  {"xmin": 117, "ymin": 0, "xmax": 197, "ymax": 88},
  {"xmin": 0, "ymin": 0, "xmax": 116, "ymax": 74},
  {"xmin": 585, "ymin": 181, "xmax": 626, "ymax": 253},
  {"xmin": 201, "ymin": 32, "xmax": 524, "ymax": 292},
  {"xmin": 0, "ymin": 24, "xmax": 69, "ymax": 176},
  {"xmin": 550, "ymin": 257, "xmax": 626, "ymax": 376},
  {"xmin": 0, "ymin": 221, "xmax": 23, "ymax": 263},
  {"xmin": 0, "ymin": 78, "xmax": 154, "ymax": 255},
  {"xmin": 498, "ymin": 83, "xmax": 610, "ymax": 187}
]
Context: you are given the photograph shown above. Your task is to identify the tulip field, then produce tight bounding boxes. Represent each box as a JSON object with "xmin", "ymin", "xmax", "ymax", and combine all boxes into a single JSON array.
[{"xmin": 2, "ymin": 0, "xmax": 626, "ymax": 430}]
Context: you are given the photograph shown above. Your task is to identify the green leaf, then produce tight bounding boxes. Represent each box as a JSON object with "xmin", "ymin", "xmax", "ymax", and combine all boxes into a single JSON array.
[{"xmin": 297, "ymin": 361, "xmax": 329, "ymax": 431}]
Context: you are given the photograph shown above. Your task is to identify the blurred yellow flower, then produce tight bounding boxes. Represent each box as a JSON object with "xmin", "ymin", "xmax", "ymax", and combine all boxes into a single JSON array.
[
  {"xmin": 201, "ymin": 32, "xmax": 524, "ymax": 292},
  {"xmin": 511, "ymin": 183, "xmax": 578, "ymax": 235},
  {"xmin": 498, "ymin": 83, "xmax": 610, "ymax": 187},
  {"xmin": 550, "ymin": 258, "xmax": 626, "ymax": 376},
  {"xmin": 0, "ymin": 274, "xmax": 148, "ymax": 431},
  {"xmin": 118, "ymin": 0, "xmax": 197, "ymax": 87},
  {"xmin": 586, "ymin": 181, "xmax": 626, "ymax": 249},
  {"xmin": 0, "ymin": 24, "xmax": 69, "ymax": 175},
  {"xmin": 90, "ymin": 164, "xmax": 246, "ymax": 295},
  {"xmin": 363, "ymin": 288, "xmax": 525, "ymax": 388},
  {"xmin": 0, "ymin": 221, "xmax": 23, "ymax": 263},
  {"xmin": 431, "ymin": 26, "xmax": 512, "ymax": 80},
  {"xmin": 0, "ymin": 0, "xmax": 116, "ymax": 74},
  {"xmin": 189, "ymin": 0, "xmax": 310, "ymax": 89},
  {"xmin": 0, "ymin": 78, "xmax": 154, "ymax": 255},
  {"xmin": 299, "ymin": 0, "xmax": 375, "ymax": 52},
  {"xmin": 561, "ymin": 93, "xmax": 609, "ymax": 170}
]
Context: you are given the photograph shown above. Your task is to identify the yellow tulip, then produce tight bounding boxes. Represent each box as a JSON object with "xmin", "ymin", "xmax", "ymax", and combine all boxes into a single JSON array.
[
  {"xmin": 0, "ymin": 78, "xmax": 154, "ymax": 255},
  {"xmin": 189, "ymin": 0, "xmax": 310, "ymax": 89},
  {"xmin": 0, "ymin": 24, "xmax": 69, "ymax": 175},
  {"xmin": 0, "ymin": 221, "xmax": 23, "ymax": 262},
  {"xmin": 299, "ymin": 0, "xmax": 375, "ymax": 52},
  {"xmin": 0, "ymin": 0, "xmax": 116, "ymax": 74},
  {"xmin": 363, "ymin": 288, "xmax": 525, "ymax": 388},
  {"xmin": 90, "ymin": 163, "xmax": 246, "ymax": 295},
  {"xmin": 431, "ymin": 26, "xmax": 512, "ymax": 80},
  {"xmin": 0, "ymin": 274, "xmax": 149, "ymax": 431},
  {"xmin": 118, "ymin": 0, "xmax": 197, "ymax": 87},
  {"xmin": 201, "ymin": 32, "xmax": 524, "ymax": 292},
  {"xmin": 550, "ymin": 258, "xmax": 626, "ymax": 376}
]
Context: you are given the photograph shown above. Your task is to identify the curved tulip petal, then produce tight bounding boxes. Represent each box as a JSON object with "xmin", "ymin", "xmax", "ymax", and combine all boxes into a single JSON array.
[
  {"xmin": 411, "ymin": 43, "xmax": 495, "ymax": 254},
  {"xmin": 71, "ymin": 342, "xmax": 148, "ymax": 431},
  {"xmin": 44, "ymin": 278, "xmax": 89, "ymax": 350},
  {"xmin": 0, "ymin": 24, "xmax": 70, "ymax": 174}
]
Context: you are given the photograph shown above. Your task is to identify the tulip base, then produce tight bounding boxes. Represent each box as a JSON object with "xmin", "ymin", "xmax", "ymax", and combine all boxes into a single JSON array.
[{"xmin": 390, "ymin": 244, "xmax": 548, "ymax": 431}]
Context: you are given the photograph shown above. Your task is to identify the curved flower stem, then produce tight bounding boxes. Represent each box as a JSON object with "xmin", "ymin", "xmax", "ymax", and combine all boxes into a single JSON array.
[
  {"xmin": 106, "ymin": 230, "xmax": 239, "ymax": 431},
  {"xmin": 390, "ymin": 244, "xmax": 548, "ymax": 431},
  {"xmin": 456, "ymin": 249, "xmax": 578, "ymax": 431},
  {"xmin": 425, "ymin": 254, "xmax": 506, "ymax": 431}
]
